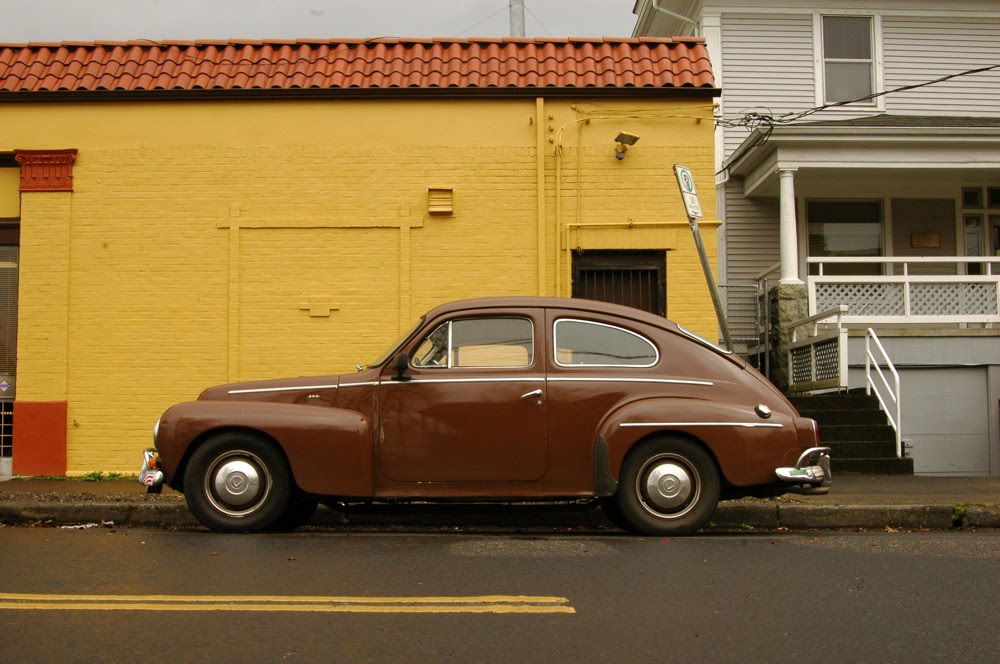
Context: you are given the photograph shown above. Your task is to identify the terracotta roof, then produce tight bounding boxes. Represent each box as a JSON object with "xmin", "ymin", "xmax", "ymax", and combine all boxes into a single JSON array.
[{"xmin": 0, "ymin": 37, "xmax": 715, "ymax": 98}]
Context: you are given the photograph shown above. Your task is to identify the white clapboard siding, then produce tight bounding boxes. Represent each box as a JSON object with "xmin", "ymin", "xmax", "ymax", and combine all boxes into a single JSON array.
[
  {"xmin": 723, "ymin": 181, "xmax": 780, "ymax": 284},
  {"xmin": 883, "ymin": 16, "xmax": 1000, "ymax": 117},
  {"xmin": 720, "ymin": 13, "xmax": 816, "ymax": 156}
]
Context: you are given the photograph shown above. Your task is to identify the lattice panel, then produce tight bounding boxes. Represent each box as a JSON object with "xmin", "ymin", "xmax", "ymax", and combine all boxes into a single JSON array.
[
  {"xmin": 790, "ymin": 340, "xmax": 840, "ymax": 388},
  {"xmin": 910, "ymin": 283, "xmax": 998, "ymax": 316},
  {"xmin": 816, "ymin": 283, "xmax": 905, "ymax": 316},
  {"xmin": 790, "ymin": 346, "xmax": 813, "ymax": 385},
  {"xmin": 814, "ymin": 339, "xmax": 840, "ymax": 381}
]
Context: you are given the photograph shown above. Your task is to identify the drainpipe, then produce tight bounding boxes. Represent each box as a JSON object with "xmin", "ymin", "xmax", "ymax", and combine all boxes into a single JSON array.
[{"xmin": 535, "ymin": 97, "xmax": 546, "ymax": 295}]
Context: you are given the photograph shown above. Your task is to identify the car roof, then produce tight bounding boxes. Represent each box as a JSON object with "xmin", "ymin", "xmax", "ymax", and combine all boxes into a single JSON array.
[{"xmin": 424, "ymin": 296, "xmax": 681, "ymax": 332}]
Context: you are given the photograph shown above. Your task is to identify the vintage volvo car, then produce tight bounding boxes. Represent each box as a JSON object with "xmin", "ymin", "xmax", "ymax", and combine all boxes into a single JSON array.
[{"xmin": 140, "ymin": 297, "xmax": 830, "ymax": 534}]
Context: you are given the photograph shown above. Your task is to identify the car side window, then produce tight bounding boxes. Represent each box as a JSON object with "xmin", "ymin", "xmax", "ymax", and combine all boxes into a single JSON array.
[
  {"xmin": 554, "ymin": 318, "xmax": 658, "ymax": 367},
  {"xmin": 412, "ymin": 317, "xmax": 534, "ymax": 368}
]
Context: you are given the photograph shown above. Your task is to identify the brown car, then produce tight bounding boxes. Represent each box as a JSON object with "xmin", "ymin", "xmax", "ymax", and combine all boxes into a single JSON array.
[{"xmin": 140, "ymin": 297, "xmax": 831, "ymax": 534}]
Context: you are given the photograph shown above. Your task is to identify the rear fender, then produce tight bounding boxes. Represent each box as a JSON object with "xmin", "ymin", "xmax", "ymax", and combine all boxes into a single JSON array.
[
  {"xmin": 157, "ymin": 400, "xmax": 373, "ymax": 496},
  {"xmin": 597, "ymin": 397, "xmax": 800, "ymax": 487}
]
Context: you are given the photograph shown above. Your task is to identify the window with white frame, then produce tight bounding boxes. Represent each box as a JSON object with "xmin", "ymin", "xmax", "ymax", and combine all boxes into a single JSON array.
[
  {"xmin": 807, "ymin": 200, "xmax": 883, "ymax": 275},
  {"xmin": 962, "ymin": 186, "xmax": 1000, "ymax": 275},
  {"xmin": 821, "ymin": 15, "xmax": 875, "ymax": 104}
]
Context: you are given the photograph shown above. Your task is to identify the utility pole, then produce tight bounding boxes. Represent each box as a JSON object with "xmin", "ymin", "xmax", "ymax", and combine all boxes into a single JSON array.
[{"xmin": 509, "ymin": 0, "xmax": 525, "ymax": 37}]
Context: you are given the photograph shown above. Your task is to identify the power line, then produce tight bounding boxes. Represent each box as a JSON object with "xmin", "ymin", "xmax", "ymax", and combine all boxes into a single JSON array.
[
  {"xmin": 454, "ymin": 4, "xmax": 509, "ymax": 37},
  {"xmin": 716, "ymin": 62, "xmax": 1000, "ymax": 130},
  {"xmin": 524, "ymin": 3, "xmax": 554, "ymax": 37}
]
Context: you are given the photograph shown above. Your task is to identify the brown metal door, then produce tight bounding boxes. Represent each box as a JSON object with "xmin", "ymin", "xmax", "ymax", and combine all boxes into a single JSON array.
[
  {"xmin": 572, "ymin": 250, "xmax": 666, "ymax": 316},
  {"xmin": 377, "ymin": 312, "xmax": 547, "ymax": 483}
]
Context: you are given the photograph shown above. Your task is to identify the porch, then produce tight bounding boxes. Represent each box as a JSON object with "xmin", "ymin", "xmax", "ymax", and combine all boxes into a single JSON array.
[{"xmin": 725, "ymin": 258, "xmax": 1000, "ymax": 477}]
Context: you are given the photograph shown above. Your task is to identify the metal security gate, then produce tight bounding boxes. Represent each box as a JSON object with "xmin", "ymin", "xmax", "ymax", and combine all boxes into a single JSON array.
[
  {"xmin": 0, "ymin": 246, "xmax": 17, "ymax": 467},
  {"xmin": 572, "ymin": 250, "xmax": 666, "ymax": 316}
]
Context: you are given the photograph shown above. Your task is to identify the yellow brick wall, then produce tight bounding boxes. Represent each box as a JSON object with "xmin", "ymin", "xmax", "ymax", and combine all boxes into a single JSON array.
[
  {"xmin": 0, "ymin": 168, "xmax": 18, "ymax": 217},
  {"xmin": 1, "ymin": 97, "xmax": 718, "ymax": 472}
]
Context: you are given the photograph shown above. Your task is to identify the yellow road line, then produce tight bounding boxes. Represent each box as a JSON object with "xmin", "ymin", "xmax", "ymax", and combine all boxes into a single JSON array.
[{"xmin": 0, "ymin": 593, "xmax": 575, "ymax": 614}]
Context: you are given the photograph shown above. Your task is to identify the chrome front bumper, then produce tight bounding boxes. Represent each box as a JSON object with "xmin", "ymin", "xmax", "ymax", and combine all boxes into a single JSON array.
[
  {"xmin": 775, "ymin": 447, "xmax": 832, "ymax": 495},
  {"xmin": 138, "ymin": 448, "xmax": 164, "ymax": 494}
]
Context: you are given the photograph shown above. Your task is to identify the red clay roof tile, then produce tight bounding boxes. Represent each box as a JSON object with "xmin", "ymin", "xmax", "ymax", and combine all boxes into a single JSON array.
[{"xmin": 0, "ymin": 37, "xmax": 714, "ymax": 96}]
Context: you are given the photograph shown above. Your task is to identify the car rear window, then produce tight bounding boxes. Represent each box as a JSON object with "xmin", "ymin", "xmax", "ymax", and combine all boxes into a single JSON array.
[{"xmin": 554, "ymin": 319, "xmax": 658, "ymax": 367}]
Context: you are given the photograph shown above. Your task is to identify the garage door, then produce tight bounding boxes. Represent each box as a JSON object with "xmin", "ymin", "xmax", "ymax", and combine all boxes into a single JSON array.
[{"xmin": 903, "ymin": 367, "xmax": 990, "ymax": 475}]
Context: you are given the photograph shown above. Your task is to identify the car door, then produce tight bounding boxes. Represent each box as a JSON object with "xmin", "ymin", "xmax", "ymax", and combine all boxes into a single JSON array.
[{"xmin": 377, "ymin": 310, "xmax": 548, "ymax": 483}]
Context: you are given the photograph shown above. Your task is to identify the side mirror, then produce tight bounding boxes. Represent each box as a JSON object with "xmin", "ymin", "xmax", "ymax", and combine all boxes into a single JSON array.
[{"xmin": 391, "ymin": 352, "xmax": 411, "ymax": 382}]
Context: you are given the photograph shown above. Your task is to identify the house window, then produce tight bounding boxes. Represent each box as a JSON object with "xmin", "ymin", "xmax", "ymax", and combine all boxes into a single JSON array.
[
  {"xmin": 822, "ymin": 15, "xmax": 874, "ymax": 104},
  {"xmin": 962, "ymin": 187, "xmax": 1000, "ymax": 274},
  {"xmin": 808, "ymin": 200, "xmax": 883, "ymax": 275}
]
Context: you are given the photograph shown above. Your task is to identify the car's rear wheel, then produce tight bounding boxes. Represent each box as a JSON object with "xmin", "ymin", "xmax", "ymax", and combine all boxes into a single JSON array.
[
  {"xmin": 184, "ymin": 432, "xmax": 291, "ymax": 533},
  {"xmin": 616, "ymin": 436, "xmax": 720, "ymax": 536}
]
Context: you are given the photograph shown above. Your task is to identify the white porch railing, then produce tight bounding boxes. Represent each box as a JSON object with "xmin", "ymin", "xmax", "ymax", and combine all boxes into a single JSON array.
[
  {"xmin": 865, "ymin": 328, "xmax": 902, "ymax": 458},
  {"xmin": 787, "ymin": 305, "xmax": 849, "ymax": 394},
  {"xmin": 808, "ymin": 257, "xmax": 1000, "ymax": 325}
]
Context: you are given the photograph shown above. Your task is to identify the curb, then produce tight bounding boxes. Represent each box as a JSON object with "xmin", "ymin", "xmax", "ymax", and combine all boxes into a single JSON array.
[{"xmin": 2, "ymin": 500, "xmax": 999, "ymax": 531}]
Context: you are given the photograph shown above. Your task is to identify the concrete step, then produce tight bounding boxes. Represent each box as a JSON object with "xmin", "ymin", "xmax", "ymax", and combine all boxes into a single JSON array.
[
  {"xmin": 819, "ymin": 423, "xmax": 896, "ymax": 443},
  {"xmin": 789, "ymin": 393, "xmax": 880, "ymax": 411},
  {"xmin": 826, "ymin": 441, "xmax": 900, "ymax": 459},
  {"xmin": 797, "ymin": 409, "xmax": 888, "ymax": 426}
]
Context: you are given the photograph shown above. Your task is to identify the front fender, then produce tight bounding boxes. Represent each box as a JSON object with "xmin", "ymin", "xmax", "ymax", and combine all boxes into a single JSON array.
[
  {"xmin": 598, "ymin": 397, "xmax": 800, "ymax": 487},
  {"xmin": 156, "ymin": 400, "xmax": 373, "ymax": 496}
]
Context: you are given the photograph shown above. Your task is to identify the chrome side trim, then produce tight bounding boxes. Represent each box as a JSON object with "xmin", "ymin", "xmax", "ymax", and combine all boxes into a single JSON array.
[
  {"xmin": 381, "ymin": 377, "xmax": 546, "ymax": 386},
  {"xmin": 228, "ymin": 384, "xmax": 339, "ymax": 395},
  {"xmin": 549, "ymin": 377, "xmax": 713, "ymax": 386},
  {"xmin": 340, "ymin": 381, "xmax": 379, "ymax": 388},
  {"xmin": 620, "ymin": 422, "xmax": 784, "ymax": 429}
]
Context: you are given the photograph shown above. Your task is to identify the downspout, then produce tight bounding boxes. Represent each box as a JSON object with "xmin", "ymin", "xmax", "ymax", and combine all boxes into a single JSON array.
[
  {"xmin": 535, "ymin": 97, "xmax": 546, "ymax": 295},
  {"xmin": 554, "ymin": 127, "xmax": 563, "ymax": 297}
]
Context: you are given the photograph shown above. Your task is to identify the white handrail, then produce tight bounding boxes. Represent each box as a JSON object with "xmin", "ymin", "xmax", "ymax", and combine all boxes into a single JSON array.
[{"xmin": 865, "ymin": 328, "xmax": 902, "ymax": 458}]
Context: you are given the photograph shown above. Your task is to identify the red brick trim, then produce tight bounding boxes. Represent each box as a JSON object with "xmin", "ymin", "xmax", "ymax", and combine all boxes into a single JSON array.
[
  {"xmin": 12, "ymin": 401, "xmax": 68, "ymax": 476},
  {"xmin": 13, "ymin": 149, "xmax": 78, "ymax": 192}
]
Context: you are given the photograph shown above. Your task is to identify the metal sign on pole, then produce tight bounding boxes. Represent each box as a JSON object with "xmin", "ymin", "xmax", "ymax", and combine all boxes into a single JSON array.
[{"xmin": 673, "ymin": 164, "xmax": 734, "ymax": 351}]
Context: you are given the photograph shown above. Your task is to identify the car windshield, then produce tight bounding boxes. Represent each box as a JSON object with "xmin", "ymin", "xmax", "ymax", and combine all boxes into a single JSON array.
[{"xmin": 368, "ymin": 317, "xmax": 425, "ymax": 367}]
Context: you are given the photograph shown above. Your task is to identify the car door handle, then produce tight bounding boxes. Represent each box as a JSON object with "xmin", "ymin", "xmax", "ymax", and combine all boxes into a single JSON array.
[{"xmin": 520, "ymin": 389, "xmax": 543, "ymax": 399}]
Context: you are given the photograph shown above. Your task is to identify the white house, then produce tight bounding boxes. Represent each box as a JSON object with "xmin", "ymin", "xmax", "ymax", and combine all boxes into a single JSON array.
[{"xmin": 633, "ymin": 0, "xmax": 1000, "ymax": 476}]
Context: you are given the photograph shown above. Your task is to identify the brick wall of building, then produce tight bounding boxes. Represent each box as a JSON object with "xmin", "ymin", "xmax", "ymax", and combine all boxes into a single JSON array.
[{"xmin": 3, "ymin": 96, "xmax": 718, "ymax": 472}]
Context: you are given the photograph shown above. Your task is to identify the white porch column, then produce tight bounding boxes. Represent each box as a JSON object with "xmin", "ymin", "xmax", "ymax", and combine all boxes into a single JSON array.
[{"xmin": 778, "ymin": 168, "xmax": 802, "ymax": 284}]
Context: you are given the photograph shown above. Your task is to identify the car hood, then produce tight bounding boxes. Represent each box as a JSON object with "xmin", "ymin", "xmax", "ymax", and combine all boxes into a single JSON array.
[{"xmin": 198, "ymin": 375, "xmax": 343, "ymax": 400}]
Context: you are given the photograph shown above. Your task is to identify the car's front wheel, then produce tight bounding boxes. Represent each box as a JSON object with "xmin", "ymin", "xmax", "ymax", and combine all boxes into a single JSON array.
[
  {"xmin": 616, "ymin": 436, "xmax": 720, "ymax": 536},
  {"xmin": 183, "ymin": 432, "xmax": 291, "ymax": 533}
]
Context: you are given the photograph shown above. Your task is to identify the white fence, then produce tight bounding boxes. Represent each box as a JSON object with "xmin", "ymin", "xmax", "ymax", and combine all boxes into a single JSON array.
[{"xmin": 808, "ymin": 257, "xmax": 1000, "ymax": 325}]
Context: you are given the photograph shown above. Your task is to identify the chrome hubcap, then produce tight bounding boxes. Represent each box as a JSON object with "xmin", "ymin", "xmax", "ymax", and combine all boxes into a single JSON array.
[
  {"xmin": 637, "ymin": 454, "xmax": 699, "ymax": 518},
  {"xmin": 206, "ymin": 451, "xmax": 271, "ymax": 517}
]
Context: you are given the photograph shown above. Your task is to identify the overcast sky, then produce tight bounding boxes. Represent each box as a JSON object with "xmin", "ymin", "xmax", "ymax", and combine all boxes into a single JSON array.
[{"xmin": 0, "ymin": 0, "xmax": 639, "ymax": 42}]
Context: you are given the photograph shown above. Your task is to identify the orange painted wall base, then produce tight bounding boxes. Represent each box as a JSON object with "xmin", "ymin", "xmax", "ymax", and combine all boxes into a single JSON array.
[{"xmin": 12, "ymin": 400, "xmax": 68, "ymax": 476}]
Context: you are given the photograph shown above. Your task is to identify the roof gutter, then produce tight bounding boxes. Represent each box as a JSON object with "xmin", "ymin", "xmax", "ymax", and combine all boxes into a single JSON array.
[
  {"xmin": 647, "ymin": 0, "xmax": 698, "ymax": 30},
  {"xmin": 0, "ymin": 86, "xmax": 721, "ymax": 103}
]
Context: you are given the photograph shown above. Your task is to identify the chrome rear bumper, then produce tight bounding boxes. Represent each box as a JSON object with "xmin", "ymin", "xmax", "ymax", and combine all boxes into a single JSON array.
[
  {"xmin": 775, "ymin": 447, "xmax": 832, "ymax": 495},
  {"xmin": 138, "ymin": 448, "xmax": 164, "ymax": 494}
]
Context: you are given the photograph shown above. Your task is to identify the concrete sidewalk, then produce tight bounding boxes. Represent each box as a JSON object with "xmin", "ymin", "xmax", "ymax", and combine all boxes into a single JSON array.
[{"xmin": 1, "ymin": 474, "xmax": 999, "ymax": 532}]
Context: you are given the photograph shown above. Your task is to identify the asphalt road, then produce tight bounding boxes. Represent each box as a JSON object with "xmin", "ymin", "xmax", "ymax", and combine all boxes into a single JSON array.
[{"xmin": 1, "ymin": 527, "xmax": 997, "ymax": 663}]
